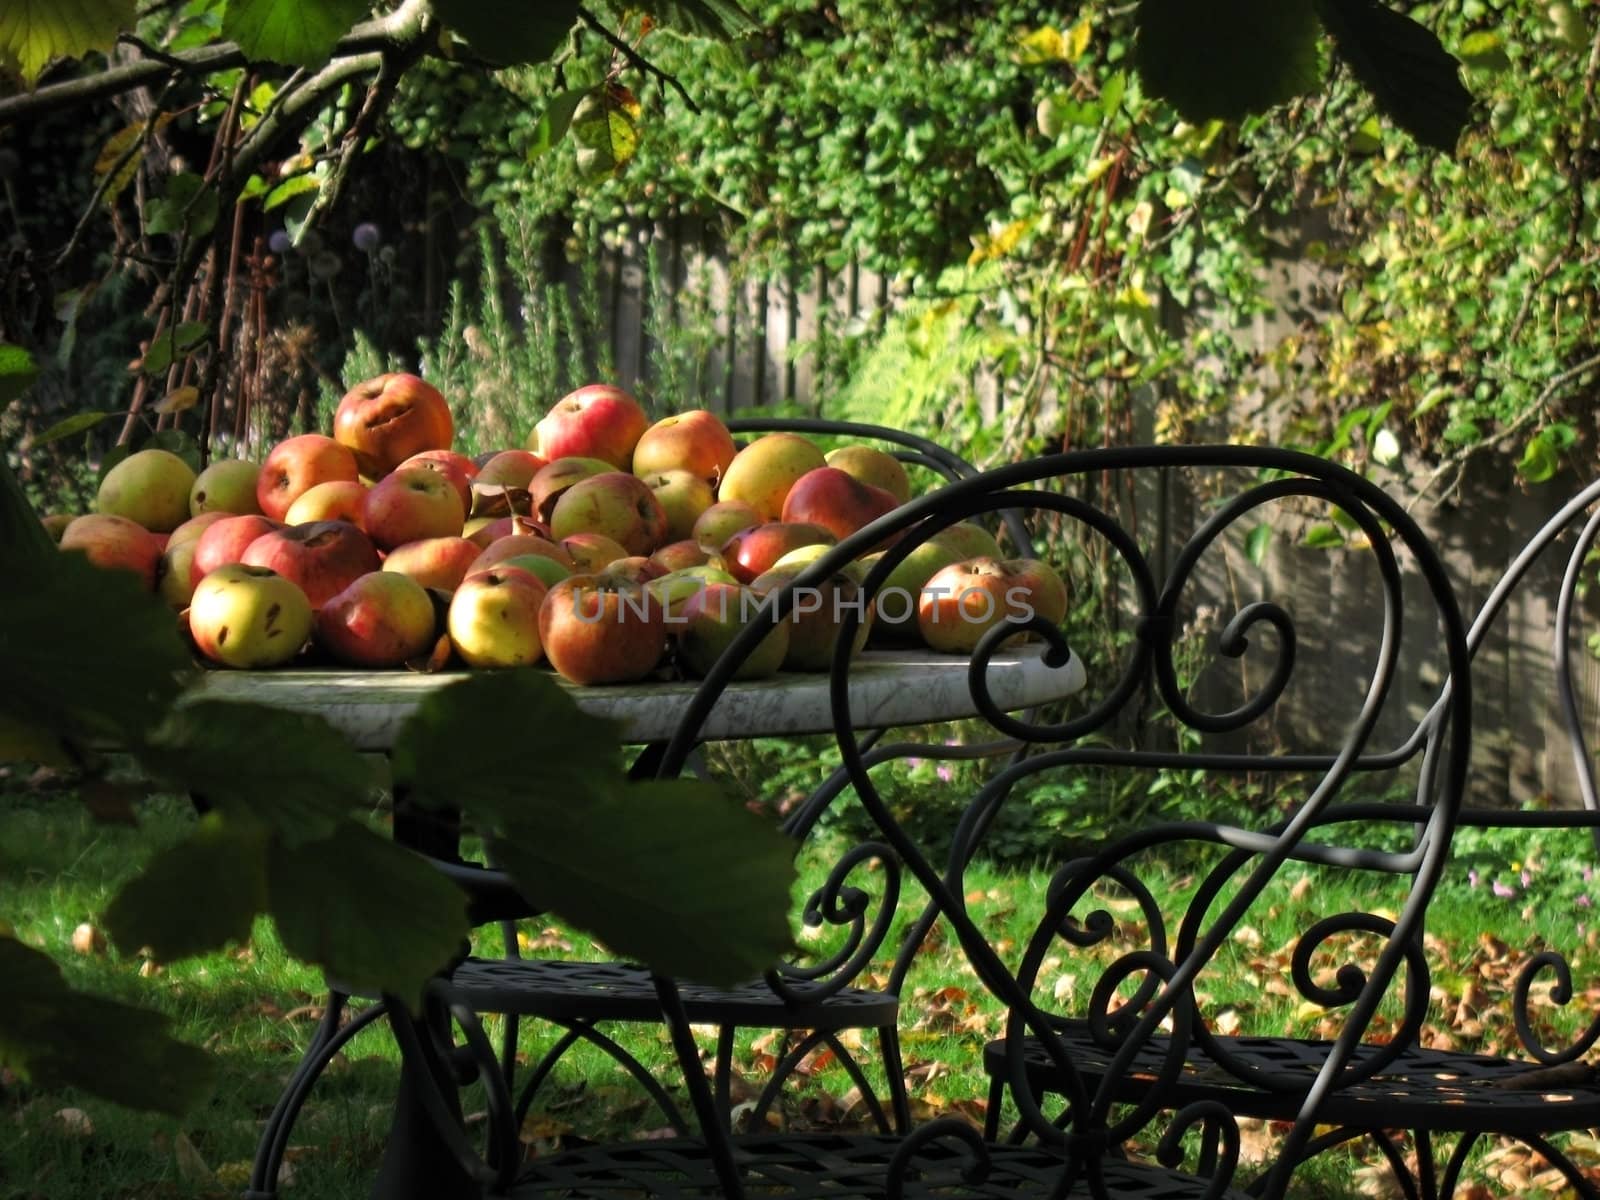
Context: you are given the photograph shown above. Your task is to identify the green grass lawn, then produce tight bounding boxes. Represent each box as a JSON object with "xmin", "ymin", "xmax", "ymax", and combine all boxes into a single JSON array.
[{"xmin": 5, "ymin": 786, "xmax": 1600, "ymax": 1198}]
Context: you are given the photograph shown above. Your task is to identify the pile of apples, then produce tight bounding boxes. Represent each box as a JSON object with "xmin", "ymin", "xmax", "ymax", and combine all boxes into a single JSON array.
[{"xmin": 48, "ymin": 375, "xmax": 1067, "ymax": 685}]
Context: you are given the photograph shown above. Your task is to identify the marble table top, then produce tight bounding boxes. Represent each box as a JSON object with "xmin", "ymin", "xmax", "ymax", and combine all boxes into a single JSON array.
[{"xmin": 192, "ymin": 644, "xmax": 1087, "ymax": 750}]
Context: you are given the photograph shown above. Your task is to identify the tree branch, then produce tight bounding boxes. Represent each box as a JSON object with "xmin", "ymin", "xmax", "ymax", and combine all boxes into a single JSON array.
[{"xmin": 576, "ymin": 5, "xmax": 698, "ymax": 114}]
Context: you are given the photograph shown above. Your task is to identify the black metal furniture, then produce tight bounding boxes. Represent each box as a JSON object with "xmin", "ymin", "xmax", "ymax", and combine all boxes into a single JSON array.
[
  {"xmin": 373, "ymin": 445, "xmax": 1473, "ymax": 1200},
  {"xmin": 979, "ymin": 478, "xmax": 1600, "ymax": 1198}
]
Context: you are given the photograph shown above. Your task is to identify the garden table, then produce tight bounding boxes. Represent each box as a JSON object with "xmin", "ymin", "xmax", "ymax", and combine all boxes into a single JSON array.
[{"xmin": 206, "ymin": 643, "xmax": 1087, "ymax": 1200}]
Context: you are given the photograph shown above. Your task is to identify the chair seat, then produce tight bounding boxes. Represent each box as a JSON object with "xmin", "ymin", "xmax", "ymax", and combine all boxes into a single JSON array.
[
  {"xmin": 512, "ymin": 1132, "xmax": 1251, "ymax": 1198},
  {"xmin": 443, "ymin": 957, "xmax": 901, "ymax": 1029},
  {"xmin": 987, "ymin": 1030, "xmax": 1600, "ymax": 1136}
]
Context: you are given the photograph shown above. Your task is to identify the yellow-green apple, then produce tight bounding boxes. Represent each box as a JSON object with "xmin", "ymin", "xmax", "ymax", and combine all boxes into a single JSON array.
[
  {"xmin": 780, "ymin": 466, "xmax": 901, "ymax": 545},
  {"xmin": 189, "ymin": 458, "xmax": 263, "ymax": 517},
  {"xmin": 188, "ymin": 564, "xmax": 314, "ymax": 668},
  {"xmin": 156, "ymin": 538, "xmax": 202, "ymax": 610},
  {"xmin": 938, "ymin": 521, "xmax": 1004, "ymax": 562},
  {"xmin": 333, "ymin": 372, "xmax": 454, "ymax": 477},
  {"xmin": 529, "ymin": 384, "xmax": 648, "ymax": 469},
  {"xmin": 717, "ymin": 432, "xmax": 826, "ymax": 521},
  {"xmin": 720, "ymin": 521, "xmax": 835, "ymax": 585},
  {"xmin": 447, "ymin": 568, "xmax": 548, "ymax": 668},
  {"xmin": 167, "ymin": 510, "xmax": 232, "ymax": 550},
  {"xmin": 475, "ymin": 449, "xmax": 547, "ymax": 490},
  {"xmin": 39, "ymin": 513, "xmax": 74, "ymax": 542},
  {"xmin": 692, "ymin": 500, "xmax": 763, "ymax": 552},
  {"xmin": 600, "ymin": 556, "xmax": 667, "ymax": 588},
  {"xmin": 917, "ymin": 557, "xmax": 1068, "ymax": 653},
  {"xmin": 285, "ymin": 479, "xmax": 368, "ymax": 527},
  {"xmin": 189, "ymin": 514, "xmax": 281, "ymax": 586},
  {"xmin": 257, "ymin": 434, "xmax": 360, "ymax": 521},
  {"xmin": 750, "ymin": 564, "xmax": 870, "ymax": 671},
  {"xmin": 538, "ymin": 574, "xmax": 667, "ymax": 685},
  {"xmin": 824, "ymin": 444, "xmax": 912, "ymax": 505},
  {"xmin": 549, "ymin": 472, "xmax": 668, "ymax": 557},
  {"xmin": 240, "ymin": 520, "xmax": 382, "ymax": 610},
  {"xmin": 493, "ymin": 553, "xmax": 572, "ymax": 589},
  {"xmin": 470, "ymin": 534, "xmax": 576, "ymax": 574},
  {"xmin": 560, "ymin": 531, "xmax": 629, "ymax": 573},
  {"xmin": 316, "ymin": 571, "xmax": 438, "ymax": 668},
  {"xmin": 382, "ymin": 536, "xmax": 483, "ymax": 593},
  {"xmin": 631, "ymin": 410, "xmax": 738, "ymax": 486},
  {"xmin": 398, "ymin": 451, "xmax": 474, "ymax": 514},
  {"xmin": 362, "ymin": 467, "xmax": 466, "ymax": 550},
  {"xmin": 672, "ymin": 581, "xmax": 789, "ymax": 680},
  {"xmin": 858, "ymin": 532, "xmax": 968, "ymax": 640},
  {"xmin": 642, "ymin": 468, "xmax": 714, "ymax": 543},
  {"xmin": 527, "ymin": 456, "xmax": 614, "ymax": 523},
  {"xmin": 96, "ymin": 448, "xmax": 197, "ymax": 533},
  {"xmin": 59, "ymin": 514, "xmax": 162, "ymax": 590},
  {"xmin": 649, "ymin": 539, "xmax": 711, "ymax": 574},
  {"xmin": 466, "ymin": 514, "xmax": 549, "ymax": 549},
  {"xmin": 772, "ymin": 542, "xmax": 869, "ymax": 585}
]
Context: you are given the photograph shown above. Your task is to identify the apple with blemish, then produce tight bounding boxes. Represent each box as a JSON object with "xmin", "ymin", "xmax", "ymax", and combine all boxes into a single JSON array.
[
  {"xmin": 333, "ymin": 372, "xmax": 454, "ymax": 478},
  {"xmin": 548, "ymin": 472, "xmax": 668, "ymax": 557},
  {"xmin": 720, "ymin": 521, "xmax": 835, "ymax": 585},
  {"xmin": 447, "ymin": 569, "xmax": 548, "ymax": 668},
  {"xmin": 188, "ymin": 564, "xmax": 314, "ymax": 668},
  {"xmin": 916, "ymin": 557, "xmax": 1068, "ymax": 653},
  {"xmin": 189, "ymin": 514, "xmax": 282, "ymax": 587},
  {"xmin": 398, "ymin": 451, "xmax": 474, "ymax": 514},
  {"xmin": 362, "ymin": 467, "xmax": 466, "ymax": 550},
  {"xmin": 474, "ymin": 450, "xmax": 547, "ymax": 490},
  {"xmin": 526, "ymin": 456, "xmax": 614, "ymax": 523},
  {"xmin": 469, "ymin": 534, "xmax": 576, "ymax": 575},
  {"xmin": 59, "ymin": 514, "xmax": 163, "ymax": 590},
  {"xmin": 97, "ymin": 448, "xmax": 196, "ymax": 533},
  {"xmin": 649, "ymin": 539, "xmax": 711, "ymax": 574},
  {"xmin": 316, "ymin": 571, "xmax": 438, "ymax": 668},
  {"xmin": 631, "ymin": 409, "xmax": 738, "ymax": 486},
  {"xmin": 643, "ymin": 468, "xmax": 715, "ymax": 543},
  {"xmin": 466, "ymin": 514, "xmax": 549, "ymax": 549},
  {"xmin": 382, "ymin": 536, "xmax": 483, "ymax": 593},
  {"xmin": 560, "ymin": 531, "xmax": 630, "ymax": 573},
  {"xmin": 189, "ymin": 458, "xmax": 263, "ymax": 517},
  {"xmin": 257, "ymin": 435, "xmax": 360, "ymax": 522},
  {"xmin": 529, "ymin": 384, "xmax": 648, "ymax": 469},
  {"xmin": 241, "ymin": 520, "xmax": 382, "ymax": 610},
  {"xmin": 780, "ymin": 466, "xmax": 901, "ymax": 545},
  {"xmin": 538, "ymin": 574, "xmax": 668, "ymax": 685},
  {"xmin": 692, "ymin": 500, "xmax": 763, "ymax": 553}
]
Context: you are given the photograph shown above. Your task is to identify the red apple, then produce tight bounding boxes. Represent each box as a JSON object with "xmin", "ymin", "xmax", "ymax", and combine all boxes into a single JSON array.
[
  {"xmin": 560, "ymin": 532, "xmax": 630, "ymax": 574},
  {"xmin": 548, "ymin": 472, "xmax": 669, "ymax": 557},
  {"xmin": 285, "ymin": 479, "xmax": 368, "ymax": 527},
  {"xmin": 448, "ymin": 568, "xmax": 548, "ymax": 668},
  {"xmin": 824, "ymin": 445, "xmax": 912, "ymax": 505},
  {"xmin": 59, "ymin": 514, "xmax": 162, "ymax": 590},
  {"xmin": 475, "ymin": 449, "xmax": 547, "ymax": 490},
  {"xmin": 382, "ymin": 536, "xmax": 483, "ymax": 593},
  {"xmin": 692, "ymin": 500, "xmax": 763, "ymax": 553},
  {"xmin": 241, "ymin": 520, "xmax": 382, "ymax": 610},
  {"xmin": 720, "ymin": 522, "xmax": 836, "ymax": 585},
  {"xmin": 316, "ymin": 571, "xmax": 438, "ymax": 668},
  {"xmin": 362, "ymin": 467, "xmax": 466, "ymax": 550},
  {"xmin": 333, "ymin": 372, "xmax": 455, "ymax": 478},
  {"xmin": 642, "ymin": 468, "xmax": 715, "ymax": 543},
  {"xmin": 672, "ymin": 582, "xmax": 789, "ymax": 681},
  {"xmin": 529, "ymin": 384, "xmax": 649, "ymax": 469},
  {"xmin": 717, "ymin": 432, "xmax": 827, "ymax": 521},
  {"xmin": 257, "ymin": 434, "xmax": 360, "ymax": 522},
  {"xmin": 190, "ymin": 514, "xmax": 282, "ymax": 587},
  {"xmin": 649, "ymin": 539, "xmax": 711, "ymax": 574},
  {"xmin": 398, "ymin": 451, "xmax": 474, "ymax": 514},
  {"xmin": 631, "ymin": 410, "xmax": 738, "ymax": 487},
  {"xmin": 470, "ymin": 534, "xmax": 577, "ymax": 575},
  {"xmin": 780, "ymin": 466, "xmax": 901, "ymax": 545},
  {"xmin": 917, "ymin": 557, "xmax": 1068, "ymax": 653},
  {"xmin": 538, "ymin": 574, "xmax": 667, "ymax": 685},
  {"xmin": 526, "ymin": 456, "xmax": 615, "ymax": 524}
]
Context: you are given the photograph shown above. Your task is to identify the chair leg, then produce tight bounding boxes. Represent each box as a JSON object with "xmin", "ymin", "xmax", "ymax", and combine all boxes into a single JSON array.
[
  {"xmin": 246, "ymin": 993, "xmax": 386, "ymax": 1200},
  {"xmin": 715, "ymin": 1024, "xmax": 737, "ymax": 1128},
  {"xmin": 983, "ymin": 1073, "xmax": 1006, "ymax": 1141},
  {"xmin": 877, "ymin": 1024, "xmax": 912, "ymax": 1133}
]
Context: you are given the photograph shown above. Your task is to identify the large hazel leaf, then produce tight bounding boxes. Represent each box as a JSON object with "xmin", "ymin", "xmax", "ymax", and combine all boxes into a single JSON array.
[
  {"xmin": 432, "ymin": 0, "xmax": 577, "ymax": 65},
  {"xmin": 141, "ymin": 700, "xmax": 377, "ymax": 844},
  {"xmin": 1313, "ymin": 0, "xmax": 1471, "ymax": 152},
  {"xmin": 267, "ymin": 821, "xmax": 469, "ymax": 1007},
  {"xmin": 390, "ymin": 670, "xmax": 628, "ymax": 825},
  {"xmin": 490, "ymin": 779, "xmax": 796, "ymax": 988},
  {"xmin": 0, "ymin": 0, "xmax": 136, "ymax": 84},
  {"xmin": 0, "ymin": 937, "xmax": 215, "ymax": 1114},
  {"xmin": 222, "ymin": 0, "xmax": 369, "ymax": 67},
  {"xmin": 1134, "ymin": 0, "xmax": 1323, "ymax": 123},
  {"xmin": 103, "ymin": 814, "xmax": 271, "ymax": 962}
]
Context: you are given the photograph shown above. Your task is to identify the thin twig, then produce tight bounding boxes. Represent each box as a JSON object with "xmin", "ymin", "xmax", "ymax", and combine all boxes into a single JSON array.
[{"xmin": 576, "ymin": 5, "xmax": 699, "ymax": 114}]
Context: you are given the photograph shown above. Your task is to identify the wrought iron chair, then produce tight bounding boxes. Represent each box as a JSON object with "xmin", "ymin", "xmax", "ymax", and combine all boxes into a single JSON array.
[
  {"xmin": 371, "ymin": 445, "xmax": 1472, "ymax": 1200},
  {"xmin": 246, "ymin": 416, "xmax": 1033, "ymax": 1198},
  {"xmin": 978, "ymin": 477, "xmax": 1600, "ymax": 1197}
]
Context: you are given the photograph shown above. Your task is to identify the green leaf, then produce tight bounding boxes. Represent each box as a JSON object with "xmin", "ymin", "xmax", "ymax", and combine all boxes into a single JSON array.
[
  {"xmin": 570, "ymin": 88, "xmax": 641, "ymax": 178},
  {"xmin": 1458, "ymin": 29, "xmax": 1510, "ymax": 71},
  {"xmin": 222, "ymin": 0, "xmax": 368, "ymax": 67},
  {"xmin": 104, "ymin": 813, "xmax": 271, "ymax": 961},
  {"xmin": 1244, "ymin": 523, "xmax": 1272, "ymax": 568},
  {"xmin": 144, "ymin": 427, "xmax": 203, "ymax": 473},
  {"xmin": 1302, "ymin": 524, "xmax": 1346, "ymax": 549},
  {"xmin": 32, "ymin": 410, "xmax": 119, "ymax": 446},
  {"xmin": 141, "ymin": 700, "xmax": 377, "ymax": 844},
  {"xmin": 1313, "ymin": 0, "xmax": 1472, "ymax": 152},
  {"xmin": 0, "ymin": 936, "xmax": 215, "ymax": 1114},
  {"xmin": 527, "ymin": 88, "xmax": 591, "ymax": 161},
  {"xmin": 267, "ymin": 822, "xmax": 469, "ymax": 1007},
  {"xmin": 434, "ymin": 0, "xmax": 576, "ymax": 65},
  {"xmin": 1, "ymin": 522, "xmax": 192, "ymax": 748},
  {"xmin": 0, "ymin": 0, "xmax": 136, "ymax": 83},
  {"xmin": 0, "ymin": 343, "xmax": 38, "ymax": 411},
  {"xmin": 1134, "ymin": 0, "xmax": 1323, "ymax": 122},
  {"xmin": 263, "ymin": 173, "xmax": 319, "ymax": 211},
  {"xmin": 1518, "ymin": 434, "xmax": 1560, "ymax": 484},
  {"xmin": 142, "ymin": 320, "xmax": 209, "ymax": 375},
  {"xmin": 145, "ymin": 173, "xmax": 219, "ymax": 239},
  {"xmin": 490, "ymin": 779, "xmax": 796, "ymax": 987}
]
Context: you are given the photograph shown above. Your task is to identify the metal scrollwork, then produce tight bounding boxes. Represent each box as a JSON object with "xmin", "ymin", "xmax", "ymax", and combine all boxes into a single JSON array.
[{"xmin": 1512, "ymin": 949, "xmax": 1600, "ymax": 1065}]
